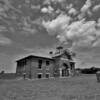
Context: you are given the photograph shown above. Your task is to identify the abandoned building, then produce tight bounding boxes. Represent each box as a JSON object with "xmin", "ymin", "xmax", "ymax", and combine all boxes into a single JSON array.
[{"xmin": 16, "ymin": 46, "xmax": 75, "ymax": 79}]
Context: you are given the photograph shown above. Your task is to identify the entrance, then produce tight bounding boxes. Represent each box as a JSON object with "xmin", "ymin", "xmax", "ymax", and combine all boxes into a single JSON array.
[
  {"xmin": 62, "ymin": 63, "xmax": 69, "ymax": 76},
  {"xmin": 62, "ymin": 69, "xmax": 69, "ymax": 77}
]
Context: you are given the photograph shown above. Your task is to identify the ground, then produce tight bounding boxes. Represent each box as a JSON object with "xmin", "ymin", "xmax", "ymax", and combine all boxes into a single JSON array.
[{"xmin": 0, "ymin": 75, "xmax": 100, "ymax": 100}]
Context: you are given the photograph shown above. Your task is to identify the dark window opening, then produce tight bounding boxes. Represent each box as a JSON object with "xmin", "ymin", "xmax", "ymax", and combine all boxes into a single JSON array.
[
  {"xmin": 46, "ymin": 61, "xmax": 50, "ymax": 66},
  {"xmin": 70, "ymin": 62, "xmax": 74, "ymax": 70},
  {"xmin": 63, "ymin": 63, "xmax": 68, "ymax": 69},
  {"xmin": 38, "ymin": 60, "xmax": 42, "ymax": 69},
  {"xmin": 46, "ymin": 73, "xmax": 50, "ymax": 78},
  {"xmin": 37, "ymin": 74, "xmax": 42, "ymax": 79}
]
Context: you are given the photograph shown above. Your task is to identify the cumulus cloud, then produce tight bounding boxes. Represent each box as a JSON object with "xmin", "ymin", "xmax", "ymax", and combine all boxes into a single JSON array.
[
  {"xmin": 68, "ymin": 8, "xmax": 78, "ymax": 15},
  {"xmin": 92, "ymin": 4, "xmax": 100, "ymax": 12},
  {"xmin": 81, "ymin": 0, "xmax": 92, "ymax": 13},
  {"xmin": 77, "ymin": 0, "xmax": 92, "ymax": 19},
  {"xmin": 42, "ymin": 13, "xmax": 100, "ymax": 49},
  {"xmin": 41, "ymin": 6, "xmax": 54, "ymax": 14},
  {"xmin": 42, "ymin": 14, "xmax": 71, "ymax": 35}
]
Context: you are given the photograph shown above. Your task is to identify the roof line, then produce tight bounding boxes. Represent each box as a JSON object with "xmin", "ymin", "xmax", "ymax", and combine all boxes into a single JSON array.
[{"xmin": 16, "ymin": 55, "xmax": 54, "ymax": 62}]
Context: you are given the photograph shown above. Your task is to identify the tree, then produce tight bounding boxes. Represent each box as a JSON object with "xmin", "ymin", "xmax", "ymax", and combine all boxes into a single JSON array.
[{"xmin": 0, "ymin": 70, "xmax": 5, "ymax": 74}]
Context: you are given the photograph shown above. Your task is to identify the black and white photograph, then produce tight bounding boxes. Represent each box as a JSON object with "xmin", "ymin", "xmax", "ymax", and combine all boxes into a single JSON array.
[{"xmin": 0, "ymin": 0, "xmax": 100, "ymax": 100}]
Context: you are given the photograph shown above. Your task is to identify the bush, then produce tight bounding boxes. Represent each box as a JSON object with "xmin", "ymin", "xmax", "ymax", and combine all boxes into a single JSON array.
[{"xmin": 80, "ymin": 67, "xmax": 99, "ymax": 74}]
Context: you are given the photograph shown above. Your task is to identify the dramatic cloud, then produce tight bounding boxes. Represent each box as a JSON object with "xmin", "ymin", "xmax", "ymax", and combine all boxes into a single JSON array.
[
  {"xmin": 42, "ymin": 14, "xmax": 71, "ymax": 36},
  {"xmin": 42, "ymin": 13, "xmax": 100, "ymax": 49}
]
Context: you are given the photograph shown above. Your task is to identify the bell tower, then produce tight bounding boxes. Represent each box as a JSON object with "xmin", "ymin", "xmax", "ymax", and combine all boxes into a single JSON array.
[{"xmin": 55, "ymin": 46, "xmax": 63, "ymax": 54}]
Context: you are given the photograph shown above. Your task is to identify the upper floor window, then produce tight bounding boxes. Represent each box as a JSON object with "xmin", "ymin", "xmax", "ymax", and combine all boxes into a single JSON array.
[
  {"xmin": 38, "ymin": 59, "xmax": 42, "ymax": 69},
  {"xmin": 46, "ymin": 60, "xmax": 50, "ymax": 66}
]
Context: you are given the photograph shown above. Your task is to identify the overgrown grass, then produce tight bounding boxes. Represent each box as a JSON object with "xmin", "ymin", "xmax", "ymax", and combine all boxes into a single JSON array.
[{"xmin": 0, "ymin": 74, "xmax": 100, "ymax": 100}]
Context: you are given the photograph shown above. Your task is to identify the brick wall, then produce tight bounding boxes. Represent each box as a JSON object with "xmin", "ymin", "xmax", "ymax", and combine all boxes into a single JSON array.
[{"xmin": 16, "ymin": 57, "xmax": 55, "ymax": 79}]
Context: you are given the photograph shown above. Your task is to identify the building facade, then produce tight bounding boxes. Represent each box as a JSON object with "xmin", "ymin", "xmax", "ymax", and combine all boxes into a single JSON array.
[{"xmin": 16, "ymin": 48, "xmax": 75, "ymax": 79}]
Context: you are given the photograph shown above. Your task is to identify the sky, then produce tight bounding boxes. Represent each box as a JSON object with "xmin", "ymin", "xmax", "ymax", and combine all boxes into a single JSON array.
[{"xmin": 0, "ymin": 0, "xmax": 100, "ymax": 72}]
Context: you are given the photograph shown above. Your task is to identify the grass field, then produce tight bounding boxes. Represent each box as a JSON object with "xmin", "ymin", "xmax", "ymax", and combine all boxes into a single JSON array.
[{"xmin": 0, "ymin": 75, "xmax": 100, "ymax": 100}]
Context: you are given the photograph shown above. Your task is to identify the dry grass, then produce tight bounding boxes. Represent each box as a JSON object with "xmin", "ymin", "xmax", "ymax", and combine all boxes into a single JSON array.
[{"xmin": 0, "ymin": 74, "xmax": 100, "ymax": 100}]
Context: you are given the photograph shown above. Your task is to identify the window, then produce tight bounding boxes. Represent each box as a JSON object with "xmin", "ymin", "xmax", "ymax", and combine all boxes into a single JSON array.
[
  {"xmin": 37, "ymin": 73, "xmax": 42, "ymax": 79},
  {"xmin": 45, "ymin": 73, "xmax": 50, "ymax": 78},
  {"xmin": 38, "ymin": 60, "xmax": 42, "ymax": 69},
  {"xmin": 46, "ymin": 61, "xmax": 50, "ymax": 66}
]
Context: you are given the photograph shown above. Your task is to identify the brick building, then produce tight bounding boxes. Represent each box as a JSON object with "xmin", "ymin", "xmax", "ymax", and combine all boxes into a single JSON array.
[{"xmin": 16, "ymin": 47, "xmax": 75, "ymax": 79}]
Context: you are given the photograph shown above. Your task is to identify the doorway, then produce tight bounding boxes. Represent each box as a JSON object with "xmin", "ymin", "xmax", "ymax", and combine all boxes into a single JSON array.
[{"xmin": 62, "ymin": 63, "xmax": 69, "ymax": 76}]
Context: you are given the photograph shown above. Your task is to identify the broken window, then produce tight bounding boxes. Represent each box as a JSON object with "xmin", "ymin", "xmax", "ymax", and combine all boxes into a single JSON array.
[
  {"xmin": 38, "ymin": 59, "xmax": 42, "ymax": 69},
  {"xmin": 46, "ymin": 60, "xmax": 50, "ymax": 66},
  {"xmin": 37, "ymin": 73, "xmax": 42, "ymax": 79}
]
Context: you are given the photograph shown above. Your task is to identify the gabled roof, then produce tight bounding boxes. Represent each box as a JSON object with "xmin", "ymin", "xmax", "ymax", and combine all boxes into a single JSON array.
[
  {"xmin": 16, "ymin": 54, "xmax": 54, "ymax": 62},
  {"xmin": 16, "ymin": 49, "xmax": 75, "ymax": 62}
]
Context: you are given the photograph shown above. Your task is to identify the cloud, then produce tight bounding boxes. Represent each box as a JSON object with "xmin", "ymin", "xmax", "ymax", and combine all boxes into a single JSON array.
[
  {"xmin": 97, "ymin": 18, "xmax": 100, "ymax": 27},
  {"xmin": 81, "ymin": 0, "xmax": 92, "ymax": 13},
  {"xmin": 22, "ymin": 27, "xmax": 37, "ymax": 35},
  {"xmin": 25, "ymin": 0, "xmax": 30, "ymax": 4},
  {"xmin": 92, "ymin": 4, "xmax": 100, "ymax": 12},
  {"xmin": 68, "ymin": 8, "xmax": 78, "ymax": 15},
  {"xmin": 77, "ymin": 0, "xmax": 93, "ymax": 20},
  {"xmin": 2, "ymin": 0, "xmax": 22, "ymax": 13},
  {"xmin": 41, "ymin": 6, "xmax": 54, "ymax": 13},
  {"xmin": 31, "ymin": 5, "xmax": 40, "ymax": 10},
  {"xmin": 42, "ymin": 13, "xmax": 100, "ymax": 49},
  {"xmin": 0, "ymin": 26, "xmax": 7, "ymax": 32},
  {"xmin": 0, "ymin": 34, "xmax": 12, "ymax": 45},
  {"xmin": 66, "ymin": 4, "xmax": 73, "ymax": 10},
  {"xmin": 42, "ymin": 14, "xmax": 71, "ymax": 36},
  {"xmin": 51, "ymin": 0, "xmax": 66, "ymax": 3},
  {"xmin": 20, "ymin": 17, "xmax": 39, "ymax": 35}
]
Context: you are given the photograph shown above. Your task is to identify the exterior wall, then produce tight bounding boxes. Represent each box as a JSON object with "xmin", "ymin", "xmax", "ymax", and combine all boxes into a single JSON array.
[
  {"xmin": 16, "ymin": 57, "xmax": 55, "ymax": 79},
  {"xmin": 70, "ymin": 62, "xmax": 75, "ymax": 75},
  {"xmin": 53, "ymin": 57, "xmax": 69, "ymax": 77},
  {"xmin": 53, "ymin": 57, "xmax": 61, "ymax": 77},
  {"xmin": 30, "ymin": 58, "xmax": 55, "ymax": 79},
  {"xmin": 53, "ymin": 54, "xmax": 75, "ymax": 77},
  {"xmin": 16, "ymin": 62, "xmax": 25, "ymax": 75},
  {"xmin": 16, "ymin": 53, "xmax": 75, "ymax": 79},
  {"xmin": 16, "ymin": 59, "xmax": 29, "ymax": 77}
]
